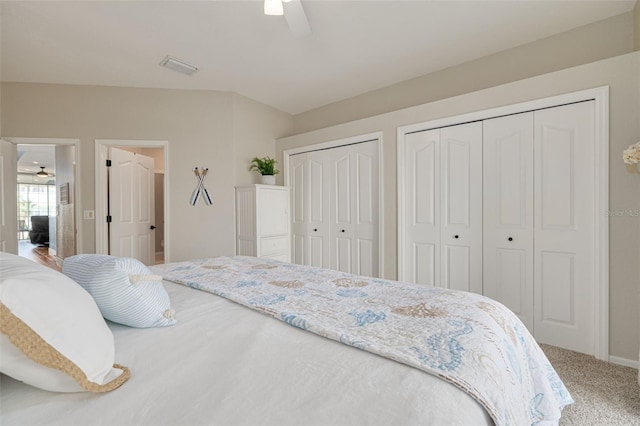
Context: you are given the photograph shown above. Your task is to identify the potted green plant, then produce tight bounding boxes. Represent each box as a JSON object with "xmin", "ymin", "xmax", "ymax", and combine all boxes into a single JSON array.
[{"xmin": 249, "ymin": 156, "xmax": 280, "ymax": 185}]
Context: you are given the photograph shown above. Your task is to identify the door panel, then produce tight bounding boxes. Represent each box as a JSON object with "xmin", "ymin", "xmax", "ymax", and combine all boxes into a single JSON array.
[
  {"xmin": 259, "ymin": 188, "xmax": 289, "ymax": 236},
  {"xmin": 356, "ymin": 152, "xmax": 374, "ymax": 224},
  {"xmin": 540, "ymin": 127, "xmax": 575, "ymax": 229},
  {"xmin": 495, "ymin": 248, "xmax": 528, "ymax": 318},
  {"xmin": 483, "ymin": 112, "xmax": 534, "ymax": 330},
  {"xmin": 403, "ymin": 130, "xmax": 440, "ymax": 284},
  {"xmin": 334, "ymin": 153, "xmax": 351, "ymax": 225},
  {"xmin": 336, "ymin": 237, "xmax": 351, "ymax": 273},
  {"xmin": 534, "ymin": 101, "xmax": 595, "ymax": 354},
  {"xmin": 413, "ymin": 243, "xmax": 436, "ymax": 286},
  {"xmin": 309, "ymin": 159, "xmax": 325, "ymax": 224},
  {"xmin": 443, "ymin": 245, "xmax": 470, "ymax": 292},
  {"xmin": 443, "ymin": 140, "xmax": 471, "ymax": 227},
  {"xmin": 540, "ymin": 251, "xmax": 575, "ymax": 324},
  {"xmin": 290, "ymin": 153, "xmax": 307, "ymax": 265},
  {"xmin": 357, "ymin": 238, "xmax": 374, "ymax": 277},
  {"xmin": 440, "ymin": 122, "xmax": 482, "ymax": 294},
  {"xmin": 352, "ymin": 141, "xmax": 378, "ymax": 277},
  {"xmin": 307, "ymin": 151, "xmax": 331, "ymax": 268}
]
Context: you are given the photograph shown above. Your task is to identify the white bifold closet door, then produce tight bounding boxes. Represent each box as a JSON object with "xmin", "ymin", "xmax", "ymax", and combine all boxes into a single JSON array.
[
  {"xmin": 291, "ymin": 150, "xmax": 331, "ymax": 268},
  {"xmin": 290, "ymin": 140, "xmax": 379, "ymax": 277},
  {"xmin": 533, "ymin": 101, "xmax": 595, "ymax": 354},
  {"xmin": 403, "ymin": 122, "xmax": 482, "ymax": 293},
  {"xmin": 483, "ymin": 102, "xmax": 595, "ymax": 354},
  {"xmin": 330, "ymin": 141, "xmax": 379, "ymax": 277},
  {"xmin": 483, "ymin": 112, "xmax": 535, "ymax": 331}
]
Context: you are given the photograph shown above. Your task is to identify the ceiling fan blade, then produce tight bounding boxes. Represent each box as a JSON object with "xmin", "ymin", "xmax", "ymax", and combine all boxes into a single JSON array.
[{"xmin": 283, "ymin": 0, "xmax": 311, "ymax": 38}]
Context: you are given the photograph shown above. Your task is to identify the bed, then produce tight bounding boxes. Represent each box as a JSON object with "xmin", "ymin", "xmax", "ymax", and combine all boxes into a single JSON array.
[{"xmin": 1, "ymin": 255, "xmax": 572, "ymax": 425}]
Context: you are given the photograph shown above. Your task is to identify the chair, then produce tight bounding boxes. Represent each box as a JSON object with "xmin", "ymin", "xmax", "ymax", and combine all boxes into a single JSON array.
[{"xmin": 29, "ymin": 216, "xmax": 49, "ymax": 245}]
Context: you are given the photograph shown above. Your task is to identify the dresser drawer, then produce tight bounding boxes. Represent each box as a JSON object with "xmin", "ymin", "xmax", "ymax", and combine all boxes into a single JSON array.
[{"xmin": 260, "ymin": 236, "xmax": 289, "ymax": 256}]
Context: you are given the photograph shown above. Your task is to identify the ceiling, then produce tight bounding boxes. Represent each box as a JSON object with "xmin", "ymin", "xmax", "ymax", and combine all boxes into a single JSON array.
[
  {"xmin": 16, "ymin": 144, "xmax": 56, "ymax": 183},
  {"xmin": 1, "ymin": 1, "xmax": 635, "ymax": 115}
]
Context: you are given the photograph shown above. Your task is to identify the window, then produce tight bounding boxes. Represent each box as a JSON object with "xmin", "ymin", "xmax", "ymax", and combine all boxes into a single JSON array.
[{"xmin": 17, "ymin": 183, "xmax": 56, "ymax": 240}]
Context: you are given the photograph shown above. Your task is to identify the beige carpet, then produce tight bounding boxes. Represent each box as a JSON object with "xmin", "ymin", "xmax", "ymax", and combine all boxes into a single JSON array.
[{"xmin": 541, "ymin": 344, "xmax": 640, "ymax": 425}]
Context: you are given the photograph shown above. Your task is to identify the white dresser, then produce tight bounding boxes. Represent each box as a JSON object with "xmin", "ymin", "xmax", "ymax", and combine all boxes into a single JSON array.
[{"xmin": 235, "ymin": 185, "xmax": 291, "ymax": 262}]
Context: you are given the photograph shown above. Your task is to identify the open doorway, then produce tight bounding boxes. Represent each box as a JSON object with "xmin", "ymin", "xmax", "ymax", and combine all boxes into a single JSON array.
[
  {"xmin": 95, "ymin": 140, "xmax": 168, "ymax": 266},
  {"xmin": 7, "ymin": 137, "xmax": 80, "ymax": 270}
]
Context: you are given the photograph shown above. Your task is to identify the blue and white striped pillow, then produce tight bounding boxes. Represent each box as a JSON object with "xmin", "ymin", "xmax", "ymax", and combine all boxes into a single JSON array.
[{"xmin": 63, "ymin": 255, "xmax": 176, "ymax": 328}]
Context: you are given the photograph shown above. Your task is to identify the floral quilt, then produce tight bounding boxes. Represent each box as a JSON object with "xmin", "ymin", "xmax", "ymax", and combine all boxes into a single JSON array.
[{"xmin": 151, "ymin": 256, "xmax": 572, "ymax": 425}]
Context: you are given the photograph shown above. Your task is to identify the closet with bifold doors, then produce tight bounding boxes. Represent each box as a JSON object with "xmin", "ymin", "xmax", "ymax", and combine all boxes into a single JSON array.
[
  {"xmin": 290, "ymin": 139, "xmax": 379, "ymax": 278},
  {"xmin": 400, "ymin": 100, "xmax": 597, "ymax": 355}
]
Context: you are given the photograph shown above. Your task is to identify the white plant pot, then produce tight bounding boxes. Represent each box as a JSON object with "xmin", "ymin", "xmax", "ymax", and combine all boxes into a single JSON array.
[{"xmin": 261, "ymin": 175, "xmax": 276, "ymax": 185}]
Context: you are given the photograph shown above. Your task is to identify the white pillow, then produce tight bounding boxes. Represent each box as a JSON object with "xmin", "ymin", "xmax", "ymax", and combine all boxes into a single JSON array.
[
  {"xmin": 0, "ymin": 252, "xmax": 129, "ymax": 392},
  {"xmin": 63, "ymin": 254, "xmax": 176, "ymax": 328}
]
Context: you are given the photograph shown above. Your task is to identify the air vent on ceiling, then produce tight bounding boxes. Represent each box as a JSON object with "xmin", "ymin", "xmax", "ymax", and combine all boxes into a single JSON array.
[{"xmin": 160, "ymin": 56, "xmax": 198, "ymax": 75}]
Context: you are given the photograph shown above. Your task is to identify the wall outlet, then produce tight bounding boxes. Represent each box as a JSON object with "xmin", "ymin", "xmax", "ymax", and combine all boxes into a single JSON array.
[{"xmin": 84, "ymin": 210, "xmax": 95, "ymax": 220}]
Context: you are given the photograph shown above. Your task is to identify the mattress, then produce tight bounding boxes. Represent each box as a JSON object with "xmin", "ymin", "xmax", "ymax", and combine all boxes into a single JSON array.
[{"xmin": 0, "ymin": 279, "xmax": 493, "ymax": 426}]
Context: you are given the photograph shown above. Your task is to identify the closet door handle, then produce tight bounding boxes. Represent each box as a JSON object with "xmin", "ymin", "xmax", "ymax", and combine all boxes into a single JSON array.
[
  {"xmin": 341, "ymin": 229, "xmax": 346, "ymax": 233},
  {"xmin": 453, "ymin": 235, "xmax": 459, "ymax": 239},
  {"xmin": 508, "ymin": 237, "xmax": 513, "ymax": 242},
  {"xmin": 313, "ymin": 228, "xmax": 318, "ymax": 232}
]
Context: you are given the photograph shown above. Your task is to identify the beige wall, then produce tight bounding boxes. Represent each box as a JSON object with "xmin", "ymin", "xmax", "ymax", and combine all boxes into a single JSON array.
[
  {"xmin": 277, "ymin": 52, "xmax": 640, "ymax": 363},
  {"xmin": 1, "ymin": 83, "xmax": 293, "ymax": 262},
  {"xmin": 292, "ymin": 12, "xmax": 634, "ymax": 135},
  {"xmin": 233, "ymin": 93, "xmax": 292, "ymax": 186},
  {"xmin": 635, "ymin": 1, "xmax": 640, "ymax": 50}
]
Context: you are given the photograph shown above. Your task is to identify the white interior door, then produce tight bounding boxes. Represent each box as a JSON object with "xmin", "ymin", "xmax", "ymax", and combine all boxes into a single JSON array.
[
  {"xmin": 109, "ymin": 147, "xmax": 155, "ymax": 265},
  {"xmin": 533, "ymin": 101, "xmax": 595, "ymax": 354},
  {"xmin": 483, "ymin": 112, "xmax": 534, "ymax": 331},
  {"xmin": 402, "ymin": 129, "xmax": 440, "ymax": 285},
  {"xmin": 0, "ymin": 140, "xmax": 18, "ymax": 254},
  {"xmin": 440, "ymin": 122, "xmax": 483, "ymax": 294}
]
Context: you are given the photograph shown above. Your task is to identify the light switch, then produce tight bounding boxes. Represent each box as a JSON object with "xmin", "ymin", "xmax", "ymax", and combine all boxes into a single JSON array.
[{"xmin": 84, "ymin": 210, "xmax": 95, "ymax": 220}]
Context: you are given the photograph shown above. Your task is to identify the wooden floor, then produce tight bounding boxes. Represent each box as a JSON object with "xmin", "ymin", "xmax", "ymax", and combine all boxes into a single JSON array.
[{"xmin": 18, "ymin": 240, "xmax": 62, "ymax": 272}]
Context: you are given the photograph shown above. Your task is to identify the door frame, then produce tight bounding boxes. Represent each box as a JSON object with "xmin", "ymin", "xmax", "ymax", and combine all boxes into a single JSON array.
[
  {"xmin": 283, "ymin": 132, "xmax": 385, "ymax": 278},
  {"xmin": 397, "ymin": 86, "xmax": 609, "ymax": 361},
  {"xmin": 95, "ymin": 139, "xmax": 170, "ymax": 262},
  {"xmin": 4, "ymin": 137, "xmax": 82, "ymax": 254}
]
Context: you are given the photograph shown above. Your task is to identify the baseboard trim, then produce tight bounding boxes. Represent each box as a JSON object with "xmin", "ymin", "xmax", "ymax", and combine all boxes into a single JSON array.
[{"xmin": 608, "ymin": 355, "xmax": 639, "ymax": 369}]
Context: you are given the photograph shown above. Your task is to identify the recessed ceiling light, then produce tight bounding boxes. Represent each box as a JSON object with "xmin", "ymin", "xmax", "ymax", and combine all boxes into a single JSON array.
[
  {"xmin": 33, "ymin": 161, "xmax": 39, "ymax": 164},
  {"xmin": 160, "ymin": 56, "xmax": 198, "ymax": 75}
]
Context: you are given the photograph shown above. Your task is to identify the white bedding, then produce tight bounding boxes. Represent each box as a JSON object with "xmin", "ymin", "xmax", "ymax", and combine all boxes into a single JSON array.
[{"xmin": 1, "ymin": 279, "xmax": 492, "ymax": 426}]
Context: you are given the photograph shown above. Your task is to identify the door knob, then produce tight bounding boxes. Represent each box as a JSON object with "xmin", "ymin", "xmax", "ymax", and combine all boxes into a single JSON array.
[
  {"xmin": 313, "ymin": 228, "xmax": 318, "ymax": 232},
  {"xmin": 341, "ymin": 229, "xmax": 346, "ymax": 233},
  {"xmin": 453, "ymin": 235, "xmax": 459, "ymax": 239},
  {"xmin": 150, "ymin": 225, "xmax": 157, "ymax": 230},
  {"xmin": 508, "ymin": 237, "xmax": 513, "ymax": 242}
]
